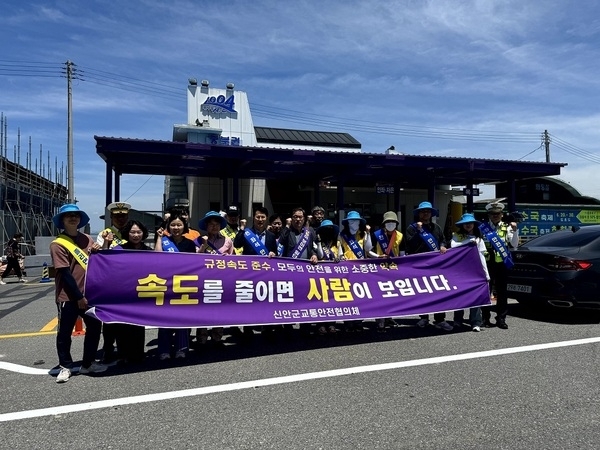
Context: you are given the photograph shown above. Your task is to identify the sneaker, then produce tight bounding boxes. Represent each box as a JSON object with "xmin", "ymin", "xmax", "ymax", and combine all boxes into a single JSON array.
[
  {"xmin": 318, "ymin": 326, "xmax": 327, "ymax": 335},
  {"xmin": 483, "ymin": 320, "xmax": 495, "ymax": 328},
  {"xmin": 327, "ymin": 325, "xmax": 337, "ymax": 334},
  {"xmin": 472, "ymin": 326, "xmax": 481, "ymax": 332},
  {"xmin": 19, "ymin": 278, "xmax": 27, "ymax": 283},
  {"xmin": 56, "ymin": 367, "xmax": 71, "ymax": 383},
  {"xmin": 0, "ymin": 280, "xmax": 5, "ymax": 285},
  {"xmin": 434, "ymin": 321, "xmax": 453, "ymax": 331},
  {"xmin": 159, "ymin": 352, "xmax": 171, "ymax": 360},
  {"xmin": 79, "ymin": 361, "xmax": 107, "ymax": 375},
  {"xmin": 416, "ymin": 318, "xmax": 429, "ymax": 328},
  {"xmin": 175, "ymin": 350, "xmax": 186, "ymax": 359}
]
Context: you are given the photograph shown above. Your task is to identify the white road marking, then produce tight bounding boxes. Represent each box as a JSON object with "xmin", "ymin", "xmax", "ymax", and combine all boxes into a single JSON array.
[
  {"xmin": 1, "ymin": 336, "xmax": 599, "ymax": 423},
  {"xmin": 0, "ymin": 361, "xmax": 55, "ymax": 375}
]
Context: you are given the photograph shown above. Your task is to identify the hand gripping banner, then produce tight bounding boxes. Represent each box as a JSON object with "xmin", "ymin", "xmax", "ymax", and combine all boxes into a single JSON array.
[{"xmin": 85, "ymin": 244, "xmax": 490, "ymax": 328}]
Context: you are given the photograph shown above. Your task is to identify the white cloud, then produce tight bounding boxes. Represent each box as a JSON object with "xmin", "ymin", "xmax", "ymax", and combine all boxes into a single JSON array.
[{"xmin": 2, "ymin": 0, "xmax": 600, "ymax": 224}]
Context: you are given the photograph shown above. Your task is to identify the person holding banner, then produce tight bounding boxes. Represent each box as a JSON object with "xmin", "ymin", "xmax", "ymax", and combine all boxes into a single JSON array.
[
  {"xmin": 338, "ymin": 211, "xmax": 372, "ymax": 332},
  {"xmin": 233, "ymin": 206, "xmax": 277, "ymax": 257},
  {"xmin": 315, "ymin": 219, "xmax": 341, "ymax": 335},
  {"xmin": 161, "ymin": 206, "xmax": 201, "ymax": 243},
  {"xmin": 234, "ymin": 206, "xmax": 278, "ymax": 341},
  {"xmin": 481, "ymin": 202, "xmax": 519, "ymax": 329},
  {"xmin": 279, "ymin": 208, "xmax": 318, "ymax": 263},
  {"xmin": 450, "ymin": 213, "xmax": 490, "ymax": 332},
  {"xmin": 102, "ymin": 219, "xmax": 151, "ymax": 364},
  {"xmin": 97, "ymin": 201, "xmax": 132, "ymax": 364},
  {"xmin": 316, "ymin": 220, "xmax": 340, "ymax": 263},
  {"xmin": 279, "ymin": 207, "xmax": 319, "ymax": 336},
  {"xmin": 221, "ymin": 205, "xmax": 244, "ymax": 255},
  {"xmin": 268, "ymin": 213, "xmax": 285, "ymax": 256},
  {"xmin": 196, "ymin": 211, "xmax": 234, "ymax": 346},
  {"xmin": 405, "ymin": 201, "xmax": 452, "ymax": 331},
  {"xmin": 155, "ymin": 212, "xmax": 198, "ymax": 360},
  {"xmin": 369, "ymin": 211, "xmax": 405, "ymax": 332},
  {"xmin": 50, "ymin": 204, "xmax": 107, "ymax": 383}
]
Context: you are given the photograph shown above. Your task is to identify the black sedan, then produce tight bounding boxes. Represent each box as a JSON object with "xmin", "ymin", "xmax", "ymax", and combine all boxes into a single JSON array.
[{"xmin": 507, "ymin": 225, "xmax": 600, "ymax": 309}]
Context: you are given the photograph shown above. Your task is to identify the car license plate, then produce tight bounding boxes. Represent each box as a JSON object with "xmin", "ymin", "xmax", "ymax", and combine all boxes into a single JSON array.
[{"xmin": 507, "ymin": 284, "xmax": 532, "ymax": 293}]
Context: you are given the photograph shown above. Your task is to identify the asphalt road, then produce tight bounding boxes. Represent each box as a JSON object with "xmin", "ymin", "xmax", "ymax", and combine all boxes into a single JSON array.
[{"xmin": 1, "ymin": 277, "xmax": 599, "ymax": 449}]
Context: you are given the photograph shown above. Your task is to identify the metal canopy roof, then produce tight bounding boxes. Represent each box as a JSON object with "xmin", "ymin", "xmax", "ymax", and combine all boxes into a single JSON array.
[
  {"xmin": 254, "ymin": 126, "xmax": 361, "ymax": 149},
  {"xmin": 94, "ymin": 136, "xmax": 566, "ymax": 190}
]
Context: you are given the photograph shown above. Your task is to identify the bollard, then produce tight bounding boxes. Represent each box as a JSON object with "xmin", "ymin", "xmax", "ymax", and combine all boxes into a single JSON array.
[{"xmin": 40, "ymin": 262, "xmax": 51, "ymax": 283}]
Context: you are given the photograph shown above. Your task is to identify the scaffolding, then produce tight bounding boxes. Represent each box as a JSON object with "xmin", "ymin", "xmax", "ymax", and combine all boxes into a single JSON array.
[{"xmin": 1, "ymin": 113, "xmax": 68, "ymax": 255}]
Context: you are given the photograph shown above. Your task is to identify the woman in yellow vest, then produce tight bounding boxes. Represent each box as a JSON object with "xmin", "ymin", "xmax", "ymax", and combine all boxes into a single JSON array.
[
  {"xmin": 315, "ymin": 219, "xmax": 341, "ymax": 334},
  {"xmin": 368, "ymin": 211, "xmax": 405, "ymax": 332},
  {"xmin": 337, "ymin": 211, "xmax": 372, "ymax": 332}
]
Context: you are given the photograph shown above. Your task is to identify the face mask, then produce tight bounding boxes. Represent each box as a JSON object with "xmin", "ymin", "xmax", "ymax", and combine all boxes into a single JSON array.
[
  {"xmin": 348, "ymin": 220, "xmax": 360, "ymax": 234},
  {"xmin": 385, "ymin": 222, "xmax": 397, "ymax": 231}
]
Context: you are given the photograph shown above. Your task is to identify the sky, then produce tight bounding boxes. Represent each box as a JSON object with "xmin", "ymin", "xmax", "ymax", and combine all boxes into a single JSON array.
[{"xmin": 2, "ymin": 0, "xmax": 600, "ymax": 233}]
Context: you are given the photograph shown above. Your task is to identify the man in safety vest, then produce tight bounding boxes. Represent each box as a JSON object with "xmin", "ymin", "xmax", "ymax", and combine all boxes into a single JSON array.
[
  {"xmin": 97, "ymin": 201, "xmax": 131, "ymax": 248},
  {"xmin": 481, "ymin": 202, "xmax": 519, "ymax": 329},
  {"xmin": 96, "ymin": 201, "xmax": 131, "ymax": 363},
  {"xmin": 220, "ymin": 204, "xmax": 244, "ymax": 255}
]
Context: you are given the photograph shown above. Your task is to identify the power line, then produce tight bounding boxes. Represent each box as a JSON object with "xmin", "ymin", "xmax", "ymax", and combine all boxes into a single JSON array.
[
  {"xmin": 2, "ymin": 60, "xmax": 599, "ymax": 163},
  {"xmin": 549, "ymin": 137, "xmax": 600, "ymax": 165},
  {"xmin": 517, "ymin": 144, "xmax": 543, "ymax": 161},
  {"xmin": 124, "ymin": 175, "xmax": 155, "ymax": 202}
]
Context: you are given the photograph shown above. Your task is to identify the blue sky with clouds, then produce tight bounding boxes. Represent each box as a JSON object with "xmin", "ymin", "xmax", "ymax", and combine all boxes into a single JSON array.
[{"xmin": 2, "ymin": 0, "xmax": 600, "ymax": 232}]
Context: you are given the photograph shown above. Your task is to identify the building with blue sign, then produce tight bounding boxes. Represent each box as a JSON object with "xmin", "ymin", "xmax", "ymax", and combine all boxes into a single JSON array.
[
  {"xmin": 95, "ymin": 79, "xmax": 567, "ymax": 231},
  {"xmin": 489, "ymin": 177, "xmax": 600, "ymax": 240}
]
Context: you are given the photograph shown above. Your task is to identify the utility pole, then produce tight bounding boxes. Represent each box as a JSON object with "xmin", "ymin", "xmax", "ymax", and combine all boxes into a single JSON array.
[
  {"xmin": 65, "ymin": 60, "xmax": 75, "ymax": 203},
  {"xmin": 543, "ymin": 129, "xmax": 550, "ymax": 162}
]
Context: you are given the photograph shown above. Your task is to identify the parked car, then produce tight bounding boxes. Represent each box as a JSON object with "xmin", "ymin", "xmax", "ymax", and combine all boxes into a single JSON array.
[{"xmin": 507, "ymin": 225, "xmax": 600, "ymax": 309}]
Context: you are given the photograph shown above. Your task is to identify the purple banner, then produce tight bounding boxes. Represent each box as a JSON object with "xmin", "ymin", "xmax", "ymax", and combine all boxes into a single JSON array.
[{"xmin": 85, "ymin": 244, "xmax": 490, "ymax": 328}]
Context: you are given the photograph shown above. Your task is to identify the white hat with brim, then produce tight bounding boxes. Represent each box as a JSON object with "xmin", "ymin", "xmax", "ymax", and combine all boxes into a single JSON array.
[
  {"xmin": 485, "ymin": 202, "xmax": 505, "ymax": 213},
  {"xmin": 107, "ymin": 201, "xmax": 132, "ymax": 214},
  {"xmin": 52, "ymin": 204, "xmax": 90, "ymax": 229},
  {"xmin": 341, "ymin": 211, "xmax": 366, "ymax": 226}
]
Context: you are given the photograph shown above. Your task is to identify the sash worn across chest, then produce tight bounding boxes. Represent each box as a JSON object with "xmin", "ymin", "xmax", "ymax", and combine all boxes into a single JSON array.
[
  {"xmin": 53, "ymin": 235, "xmax": 89, "ymax": 270},
  {"xmin": 411, "ymin": 223, "xmax": 439, "ymax": 251},
  {"xmin": 205, "ymin": 239, "xmax": 222, "ymax": 255},
  {"xmin": 243, "ymin": 229, "xmax": 269, "ymax": 256},
  {"xmin": 161, "ymin": 236, "xmax": 180, "ymax": 253},
  {"xmin": 290, "ymin": 228, "xmax": 311, "ymax": 259},
  {"xmin": 375, "ymin": 229, "xmax": 396, "ymax": 256},
  {"xmin": 341, "ymin": 233, "xmax": 365, "ymax": 259},
  {"xmin": 103, "ymin": 227, "xmax": 127, "ymax": 247},
  {"xmin": 321, "ymin": 243, "xmax": 336, "ymax": 260},
  {"xmin": 479, "ymin": 222, "xmax": 514, "ymax": 269}
]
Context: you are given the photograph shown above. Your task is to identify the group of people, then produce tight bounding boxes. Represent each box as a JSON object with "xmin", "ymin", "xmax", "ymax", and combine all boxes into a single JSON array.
[{"xmin": 49, "ymin": 198, "xmax": 518, "ymax": 383}]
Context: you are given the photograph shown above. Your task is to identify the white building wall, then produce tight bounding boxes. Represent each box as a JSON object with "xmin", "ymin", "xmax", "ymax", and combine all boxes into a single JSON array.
[{"xmin": 172, "ymin": 80, "xmax": 453, "ymax": 230}]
